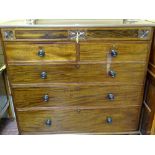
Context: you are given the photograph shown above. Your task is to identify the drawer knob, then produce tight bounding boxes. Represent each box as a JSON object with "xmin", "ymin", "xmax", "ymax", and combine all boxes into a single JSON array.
[
  {"xmin": 40, "ymin": 71, "xmax": 47, "ymax": 79},
  {"xmin": 45, "ymin": 119, "xmax": 52, "ymax": 126},
  {"xmin": 110, "ymin": 49, "xmax": 118, "ymax": 57},
  {"xmin": 43, "ymin": 94, "xmax": 49, "ymax": 102},
  {"xmin": 38, "ymin": 49, "xmax": 45, "ymax": 57},
  {"xmin": 107, "ymin": 93, "xmax": 115, "ymax": 100},
  {"xmin": 106, "ymin": 117, "xmax": 112, "ymax": 124},
  {"xmin": 108, "ymin": 70, "xmax": 116, "ymax": 78}
]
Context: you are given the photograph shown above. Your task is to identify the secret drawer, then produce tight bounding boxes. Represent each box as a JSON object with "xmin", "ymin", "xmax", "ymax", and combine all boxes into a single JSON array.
[
  {"xmin": 13, "ymin": 84, "xmax": 143, "ymax": 108},
  {"xmin": 17, "ymin": 107, "xmax": 140, "ymax": 133},
  {"xmin": 1, "ymin": 27, "xmax": 152, "ymax": 41},
  {"xmin": 4, "ymin": 42, "xmax": 76, "ymax": 62},
  {"xmin": 8, "ymin": 63, "xmax": 146, "ymax": 84}
]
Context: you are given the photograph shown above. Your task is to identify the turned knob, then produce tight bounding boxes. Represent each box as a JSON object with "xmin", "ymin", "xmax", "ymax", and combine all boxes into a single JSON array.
[
  {"xmin": 108, "ymin": 70, "xmax": 116, "ymax": 78},
  {"xmin": 107, "ymin": 93, "xmax": 115, "ymax": 100},
  {"xmin": 106, "ymin": 117, "xmax": 112, "ymax": 124},
  {"xmin": 40, "ymin": 71, "xmax": 47, "ymax": 79},
  {"xmin": 38, "ymin": 49, "xmax": 45, "ymax": 57},
  {"xmin": 110, "ymin": 49, "xmax": 118, "ymax": 57},
  {"xmin": 43, "ymin": 94, "xmax": 49, "ymax": 102},
  {"xmin": 45, "ymin": 119, "xmax": 52, "ymax": 126}
]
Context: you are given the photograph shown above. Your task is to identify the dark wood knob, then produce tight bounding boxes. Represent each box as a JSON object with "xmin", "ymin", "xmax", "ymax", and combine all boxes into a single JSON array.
[
  {"xmin": 38, "ymin": 49, "xmax": 45, "ymax": 57},
  {"xmin": 40, "ymin": 71, "xmax": 47, "ymax": 79},
  {"xmin": 106, "ymin": 117, "xmax": 112, "ymax": 124},
  {"xmin": 110, "ymin": 49, "xmax": 118, "ymax": 57},
  {"xmin": 108, "ymin": 70, "xmax": 116, "ymax": 78},
  {"xmin": 45, "ymin": 119, "xmax": 52, "ymax": 126},
  {"xmin": 43, "ymin": 94, "xmax": 49, "ymax": 102},
  {"xmin": 107, "ymin": 93, "xmax": 115, "ymax": 100}
]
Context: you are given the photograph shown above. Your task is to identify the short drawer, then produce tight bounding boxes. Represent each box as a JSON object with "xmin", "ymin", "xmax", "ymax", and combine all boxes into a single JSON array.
[
  {"xmin": 8, "ymin": 63, "xmax": 146, "ymax": 84},
  {"xmin": 80, "ymin": 42, "xmax": 149, "ymax": 62},
  {"xmin": 17, "ymin": 107, "xmax": 140, "ymax": 133},
  {"xmin": 13, "ymin": 84, "xmax": 143, "ymax": 108},
  {"xmin": 5, "ymin": 42, "xmax": 76, "ymax": 62}
]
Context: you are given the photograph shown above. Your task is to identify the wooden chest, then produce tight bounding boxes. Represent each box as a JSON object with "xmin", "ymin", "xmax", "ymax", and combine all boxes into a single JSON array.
[{"xmin": 1, "ymin": 27, "xmax": 152, "ymax": 134}]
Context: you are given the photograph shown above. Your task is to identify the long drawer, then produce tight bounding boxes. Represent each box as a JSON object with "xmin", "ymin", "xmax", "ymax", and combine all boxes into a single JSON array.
[
  {"xmin": 17, "ymin": 107, "xmax": 140, "ymax": 133},
  {"xmin": 4, "ymin": 42, "xmax": 149, "ymax": 62},
  {"xmin": 8, "ymin": 63, "xmax": 146, "ymax": 84},
  {"xmin": 13, "ymin": 84, "xmax": 143, "ymax": 108}
]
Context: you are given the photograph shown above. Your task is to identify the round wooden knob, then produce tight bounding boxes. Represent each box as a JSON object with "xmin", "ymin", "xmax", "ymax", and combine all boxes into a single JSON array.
[
  {"xmin": 38, "ymin": 49, "xmax": 45, "ymax": 57},
  {"xmin": 40, "ymin": 71, "xmax": 47, "ymax": 79},
  {"xmin": 110, "ymin": 49, "xmax": 118, "ymax": 57},
  {"xmin": 43, "ymin": 94, "xmax": 49, "ymax": 102},
  {"xmin": 107, "ymin": 93, "xmax": 115, "ymax": 100},
  {"xmin": 45, "ymin": 119, "xmax": 52, "ymax": 126},
  {"xmin": 106, "ymin": 117, "xmax": 112, "ymax": 124},
  {"xmin": 108, "ymin": 70, "xmax": 116, "ymax": 78}
]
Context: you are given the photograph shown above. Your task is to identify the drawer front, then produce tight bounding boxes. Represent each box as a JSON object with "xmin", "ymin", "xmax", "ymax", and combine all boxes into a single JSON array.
[
  {"xmin": 17, "ymin": 107, "xmax": 140, "ymax": 133},
  {"xmin": 8, "ymin": 63, "xmax": 146, "ymax": 84},
  {"xmin": 80, "ymin": 42, "xmax": 149, "ymax": 62},
  {"xmin": 13, "ymin": 85, "xmax": 143, "ymax": 108},
  {"xmin": 5, "ymin": 42, "xmax": 76, "ymax": 62},
  {"xmin": 1, "ymin": 27, "xmax": 152, "ymax": 41}
]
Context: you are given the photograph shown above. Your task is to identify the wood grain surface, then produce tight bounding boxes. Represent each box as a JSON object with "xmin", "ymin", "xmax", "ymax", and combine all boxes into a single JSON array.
[
  {"xmin": 141, "ymin": 74, "xmax": 155, "ymax": 134},
  {"xmin": 12, "ymin": 84, "xmax": 144, "ymax": 108},
  {"xmin": 4, "ymin": 42, "xmax": 76, "ymax": 62},
  {"xmin": 1, "ymin": 27, "xmax": 152, "ymax": 41},
  {"xmin": 140, "ymin": 29, "xmax": 155, "ymax": 134},
  {"xmin": 15, "ymin": 30, "xmax": 68, "ymax": 40},
  {"xmin": 17, "ymin": 107, "xmax": 141, "ymax": 133},
  {"xmin": 8, "ymin": 63, "xmax": 146, "ymax": 84},
  {"xmin": 80, "ymin": 42, "xmax": 149, "ymax": 62},
  {"xmin": 4, "ymin": 41, "xmax": 149, "ymax": 63}
]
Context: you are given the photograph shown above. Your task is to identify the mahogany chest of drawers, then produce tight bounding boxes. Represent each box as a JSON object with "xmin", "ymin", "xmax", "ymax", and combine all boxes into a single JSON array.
[{"xmin": 0, "ymin": 26, "xmax": 153, "ymax": 134}]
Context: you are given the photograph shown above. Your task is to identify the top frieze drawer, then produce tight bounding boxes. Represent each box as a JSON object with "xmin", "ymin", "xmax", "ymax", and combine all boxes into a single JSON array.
[{"xmin": 1, "ymin": 27, "xmax": 152, "ymax": 41}]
